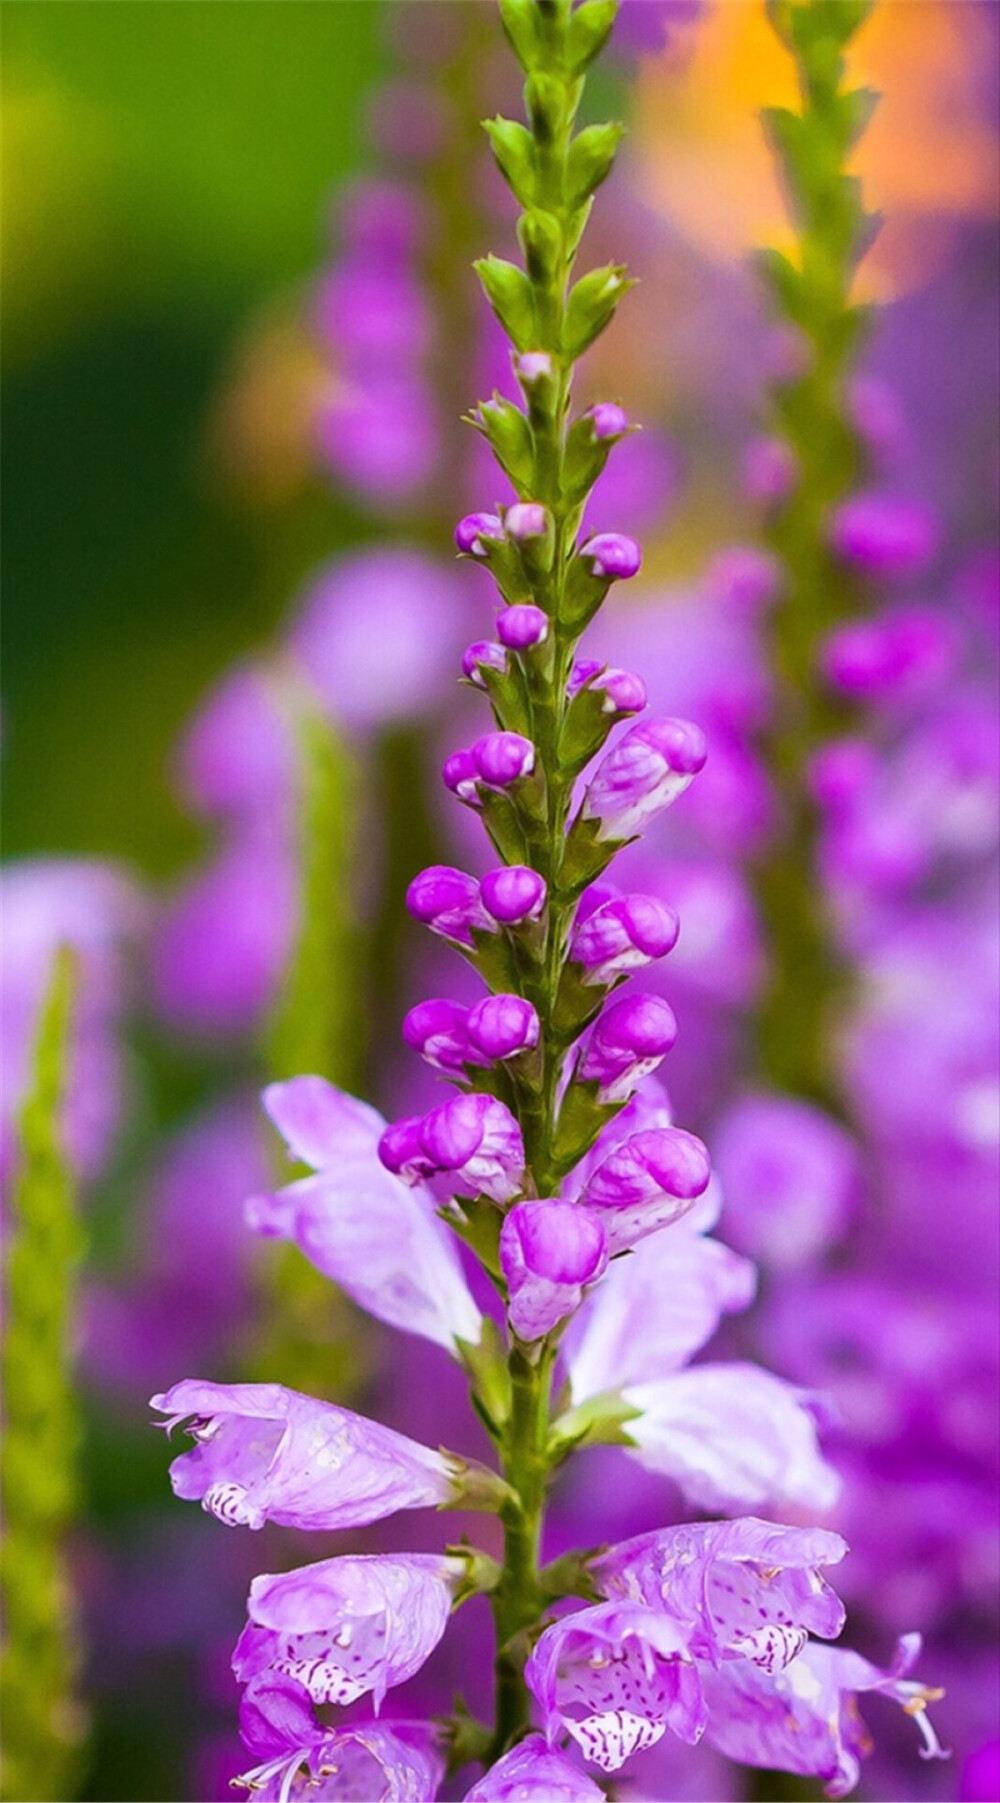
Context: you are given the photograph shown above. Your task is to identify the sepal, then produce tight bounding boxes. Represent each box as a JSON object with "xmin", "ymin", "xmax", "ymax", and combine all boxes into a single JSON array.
[
  {"xmin": 446, "ymin": 1195, "xmax": 505, "ymax": 1280},
  {"xmin": 526, "ymin": 71, "xmax": 570, "ymax": 147},
  {"xmin": 472, "ymin": 395, "xmax": 535, "ymax": 494},
  {"xmin": 498, "ymin": 0, "xmax": 540, "ymax": 70},
  {"xmin": 562, "ymin": 410, "xmax": 627, "ymax": 503},
  {"xmin": 565, "ymin": 0, "xmax": 619, "ymax": 75},
  {"xmin": 551, "ymin": 1077, "xmax": 624, "ymax": 1175},
  {"xmin": 484, "ymin": 117, "xmax": 537, "ymax": 202},
  {"xmin": 548, "ymin": 1388, "xmax": 642, "ymax": 1461},
  {"xmin": 475, "ymin": 256, "xmax": 537, "ymax": 351},
  {"xmin": 565, "ymin": 122, "xmax": 625, "ymax": 208},
  {"xmin": 563, "ymin": 265, "xmax": 632, "ymax": 359},
  {"xmin": 560, "ymin": 810, "xmax": 623, "ymax": 893},
  {"xmin": 456, "ymin": 1318, "xmax": 513, "ymax": 1437}
]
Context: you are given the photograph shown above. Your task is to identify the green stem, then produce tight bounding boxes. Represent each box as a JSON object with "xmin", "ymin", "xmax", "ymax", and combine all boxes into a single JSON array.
[{"xmin": 490, "ymin": 1344, "xmax": 554, "ymax": 1756}]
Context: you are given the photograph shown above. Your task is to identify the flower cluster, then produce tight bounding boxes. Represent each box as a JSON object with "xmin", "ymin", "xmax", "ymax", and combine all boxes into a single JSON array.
[{"xmin": 151, "ymin": 2, "xmax": 946, "ymax": 1797}]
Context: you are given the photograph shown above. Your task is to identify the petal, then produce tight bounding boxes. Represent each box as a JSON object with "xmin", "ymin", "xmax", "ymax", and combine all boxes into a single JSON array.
[{"xmin": 262, "ymin": 1077, "xmax": 385, "ymax": 1170}]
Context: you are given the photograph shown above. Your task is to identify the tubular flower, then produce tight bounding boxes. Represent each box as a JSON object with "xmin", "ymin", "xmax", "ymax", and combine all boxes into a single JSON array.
[
  {"xmin": 583, "ymin": 717, "xmax": 708, "ymax": 842},
  {"xmin": 462, "ymin": 1736, "xmax": 603, "ymax": 1801},
  {"xmin": 500, "ymin": 1201, "xmax": 608, "ymax": 1341},
  {"xmin": 151, "ymin": 1381, "xmax": 458, "ymax": 1531}
]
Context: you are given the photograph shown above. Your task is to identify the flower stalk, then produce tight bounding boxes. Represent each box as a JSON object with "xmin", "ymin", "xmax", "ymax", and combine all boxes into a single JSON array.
[
  {"xmin": 0, "ymin": 949, "xmax": 88, "ymax": 1803},
  {"xmin": 752, "ymin": 0, "xmax": 878, "ymax": 1104}
]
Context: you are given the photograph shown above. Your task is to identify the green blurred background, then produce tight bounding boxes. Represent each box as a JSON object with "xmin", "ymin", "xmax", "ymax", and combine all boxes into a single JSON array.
[{"xmin": 4, "ymin": 0, "xmax": 389, "ymax": 880}]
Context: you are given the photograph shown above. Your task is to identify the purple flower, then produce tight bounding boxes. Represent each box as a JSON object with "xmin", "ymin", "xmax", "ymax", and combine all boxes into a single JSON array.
[
  {"xmin": 820, "ymin": 605, "xmax": 953, "ymax": 701},
  {"xmin": 525, "ymin": 1601, "xmax": 705, "ymax": 1771},
  {"xmin": 500, "ymin": 1201, "xmax": 609, "ymax": 1340},
  {"xmin": 462, "ymin": 640, "xmax": 507, "ymax": 685},
  {"xmin": 232, "ymin": 1552, "xmax": 460, "ymax": 1708},
  {"xmin": 713, "ymin": 1094, "xmax": 860, "ymax": 1271},
  {"xmin": 578, "ymin": 1125, "xmax": 711, "ymax": 1252},
  {"xmin": 480, "ymin": 865, "xmax": 547, "ymax": 925},
  {"xmin": 623, "ymin": 1366, "xmax": 839, "ymax": 1515},
  {"xmin": 700, "ymin": 1633, "xmax": 947, "ymax": 1797},
  {"xmin": 588, "ymin": 403, "xmax": 629, "ymax": 441},
  {"xmin": 466, "ymin": 994, "xmax": 540, "ymax": 1061},
  {"xmin": 151, "ymin": 1381, "xmax": 457, "ymax": 1531},
  {"xmin": 829, "ymin": 493, "xmax": 939, "ymax": 579},
  {"xmin": 463, "ymin": 1735, "xmax": 604, "ymax": 1800},
  {"xmin": 743, "ymin": 435, "xmax": 797, "ymax": 506},
  {"xmin": 576, "ymin": 993, "xmax": 678, "ymax": 1101},
  {"xmin": 175, "ymin": 664, "xmax": 294, "ymax": 821},
  {"xmin": 592, "ymin": 1518, "xmax": 847, "ymax": 1675},
  {"xmin": 315, "ymin": 262, "xmax": 431, "ymax": 364},
  {"xmin": 593, "ymin": 668, "xmax": 647, "ymax": 715},
  {"xmin": 513, "ymin": 351, "xmax": 554, "ymax": 388},
  {"xmin": 472, "ymin": 731, "xmax": 536, "ymax": 788},
  {"xmin": 154, "ymin": 831, "xmax": 296, "ymax": 1039},
  {"xmin": 245, "ymin": 1077, "xmax": 481, "ymax": 1353},
  {"xmin": 405, "ymin": 866, "xmax": 494, "ymax": 946},
  {"xmin": 236, "ymin": 1675, "xmax": 445, "ymax": 1802},
  {"xmin": 570, "ymin": 892, "xmax": 680, "ymax": 984},
  {"xmin": 497, "ymin": 604, "xmax": 549, "ymax": 650},
  {"xmin": 316, "ymin": 372, "xmax": 439, "ymax": 505},
  {"xmin": 580, "ymin": 532, "xmax": 642, "ymax": 580},
  {"xmin": 455, "ymin": 512, "xmax": 504, "ymax": 555},
  {"xmin": 402, "ymin": 998, "xmax": 478, "ymax": 1072},
  {"xmin": 403, "ymin": 1089, "xmax": 533, "ymax": 1204},
  {"xmin": 290, "ymin": 549, "xmax": 466, "ymax": 731},
  {"xmin": 704, "ymin": 546, "xmax": 782, "ymax": 615},
  {"xmin": 583, "ymin": 717, "xmax": 707, "ymax": 842}
]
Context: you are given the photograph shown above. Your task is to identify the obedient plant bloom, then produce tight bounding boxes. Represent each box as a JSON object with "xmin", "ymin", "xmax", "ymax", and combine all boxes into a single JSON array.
[
  {"xmin": 525, "ymin": 1602, "xmax": 706, "ymax": 1771},
  {"xmin": 151, "ymin": 1381, "xmax": 460, "ymax": 1530},
  {"xmin": 462, "ymin": 1735, "xmax": 603, "ymax": 1801},
  {"xmin": 235, "ymin": 1673, "xmax": 446, "ymax": 1803},
  {"xmin": 244, "ymin": 1077, "xmax": 481, "ymax": 1353},
  {"xmin": 153, "ymin": 6, "xmax": 946, "ymax": 1794},
  {"xmin": 232, "ymin": 1553, "xmax": 461, "ymax": 1708},
  {"xmin": 592, "ymin": 1518, "xmax": 848, "ymax": 1674}
]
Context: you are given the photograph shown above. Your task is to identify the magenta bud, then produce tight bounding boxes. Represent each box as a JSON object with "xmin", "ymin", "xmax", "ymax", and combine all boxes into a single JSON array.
[
  {"xmin": 829, "ymin": 493, "xmax": 938, "ymax": 579},
  {"xmin": 401, "ymin": 998, "xmax": 478, "ymax": 1072},
  {"xmin": 705, "ymin": 547, "xmax": 782, "ymax": 614},
  {"xmin": 405, "ymin": 865, "xmax": 493, "ymax": 945},
  {"xmin": 584, "ymin": 717, "xmax": 708, "ymax": 841},
  {"xmin": 442, "ymin": 747, "xmax": 481, "ymax": 802},
  {"xmin": 480, "ymin": 865, "xmax": 547, "ymax": 925},
  {"xmin": 462, "ymin": 640, "xmax": 507, "ymax": 685},
  {"xmin": 743, "ymin": 436, "xmax": 797, "ymax": 506},
  {"xmin": 505, "ymin": 502, "xmax": 550, "ymax": 542},
  {"xmin": 578, "ymin": 993, "xmax": 678, "ymax": 1101},
  {"xmin": 500, "ymin": 1200, "xmax": 608, "ymax": 1339},
  {"xmin": 589, "ymin": 403, "xmax": 629, "ymax": 441},
  {"xmin": 578, "ymin": 1125, "xmax": 710, "ymax": 1252},
  {"xmin": 377, "ymin": 1116, "xmax": 433, "ymax": 1184},
  {"xmin": 467, "ymin": 993, "xmax": 540, "ymax": 1061},
  {"xmin": 593, "ymin": 668, "xmax": 647, "ymax": 715},
  {"xmin": 821, "ymin": 607, "xmax": 952, "ymax": 700},
  {"xmin": 418, "ymin": 1092, "xmax": 525, "ymax": 1205},
  {"xmin": 571, "ymin": 893, "xmax": 679, "ymax": 983},
  {"xmin": 472, "ymin": 732, "xmax": 536, "ymax": 787},
  {"xmin": 567, "ymin": 659, "xmax": 604, "ymax": 697},
  {"xmin": 580, "ymin": 533, "xmax": 642, "ymax": 581},
  {"xmin": 808, "ymin": 739, "xmax": 878, "ymax": 817},
  {"xmin": 455, "ymin": 512, "xmax": 504, "ymax": 556},
  {"xmin": 513, "ymin": 351, "xmax": 554, "ymax": 387},
  {"xmin": 497, "ymin": 605, "xmax": 549, "ymax": 651}
]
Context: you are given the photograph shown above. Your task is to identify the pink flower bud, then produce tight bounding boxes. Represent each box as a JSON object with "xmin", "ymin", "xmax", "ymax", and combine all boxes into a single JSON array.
[
  {"xmin": 578, "ymin": 993, "xmax": 678, "ymax": 1101},
  {"xmin": 593, "ymin": 668, "xmax": 647, "ymax": 715},
  {"xmin": 401, "ymin": 998, "xmax": 478, "ymax": 1072},
  {"xmin": 480, "ymin": 866, "xmax": 547, "ymax": 925},
  {"xmin": 418, "ymin": 1092, "xmax": 525, "ymax": 1204},
  {"xmin": 500, "ymin": 1200, "xmax": 608, "ymax": 1340},
  {"xmin": 442, "ymin": 748, "xmax": 481, "ymax": 802},
  {"xmin": 505, "ymin": 502, "xmax": 550, "ymax": 542},
  {"xmin": 821, "ymin": 607, "xmax": 952, "ymax": 699},
  {"xmin": 513, "ymin": 351, "xmax": 554, "ymax": 387},
  {"xmin": 580, "ymin": 533, "xmax": 642, "ymax": 580},
  {"xmin": 405, "ymin": 865, "xmax": 494, "ymax": 945},
  {"xmin": 377, "ymin": 1115, "xmax": 433, "ymax": 1184},
  {"xmin": 583, "ymin": 717, "xmax": 707, "ymax": 841},
  {"xmin": 466, "ymin": 994, "xmax": 540, "ymax": 1061},
  {"xmin": 462, "ymin": 640, "xmax": 507, "ymax": 685},
  {"xmin": 455, "ymin": 512, "xmax": 504, "ymax": 556},
  {"xmin": 589, "ymin": 403, "xmax": 629, "ymax": 441},
  {"xmin": 472, "ymin": 732, "xmax": 536, "ymax": 787},
  {"xmin": 571, "ymin": 893, "xmax": 679, "ymax": 983},
  {"xmin": 580, "ymin": 1125, "xmax": 711, "ymax": 1251},
  {"xmin": 497, "ymin": 605, "xmax": 549, "ymax": 650},
  {"xmin": 829, "ymin": 493, "xmax": 938, "ymax": 578}
]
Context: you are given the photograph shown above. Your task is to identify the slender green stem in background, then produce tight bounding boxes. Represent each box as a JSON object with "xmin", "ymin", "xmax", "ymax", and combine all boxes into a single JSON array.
[
  {"xmin": 0, "ymin": 949, "xmax": 88, "ymax": 1803},
  {"xmin": 753, "ymin": 0, "xmax": 878, "ymax": 1105}
]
